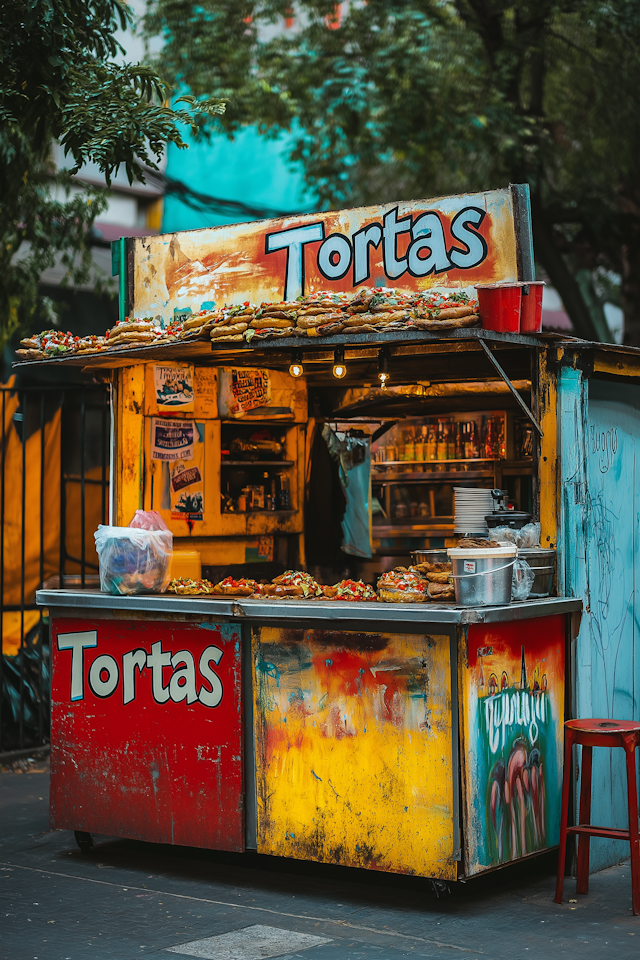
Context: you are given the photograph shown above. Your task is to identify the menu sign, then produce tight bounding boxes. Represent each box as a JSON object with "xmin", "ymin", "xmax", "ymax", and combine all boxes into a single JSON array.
[{"xmin": 130, "ymin": 187, "xmax": 530, "ymax": 319}]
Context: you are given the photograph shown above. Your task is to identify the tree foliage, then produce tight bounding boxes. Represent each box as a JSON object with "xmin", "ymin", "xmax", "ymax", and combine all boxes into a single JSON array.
[
  {"xmin": 144, "ymin": 0, "xmax": 640, "ymax": 344},
  {"xmin": 0, "ymin": 0, "xmax": 225, "ymax": 350}
]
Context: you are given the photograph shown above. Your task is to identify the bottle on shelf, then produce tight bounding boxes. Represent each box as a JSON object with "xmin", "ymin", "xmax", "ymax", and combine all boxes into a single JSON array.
[
  {"xmin": 465, "ymin": 420, "xmax": 480, "ymax": 459},
  {"xmin": 455, "ymin": 421, "xmax": 464, "ymax": 459},
  {"xmin": 426, "ymin": 424, "xmax": 437, "ymax": 461},
  {"xmin": 446, "ymin": 419, "xmax": 456, "ymax": 460},
  {"xmin": 278, "ymin": 473, "xmax": 290, "ymax": 510},
  {"xmin": 404, "ymin": 428, "xmax": 415, "ymax": 463},
  {"xmin": 495, "ymin": 415, "xmax": 506, "ymax": 459},
  {"xmin": 263, "ymin": 471, "xmax": 272, "ymax": 510},
  {"xmin": 436, "ymin": 421, "xmax": 447, "ymax": 460},
  {"xmin": 414, "ymin": 427, "xmax": 424, "ymax": 462}
]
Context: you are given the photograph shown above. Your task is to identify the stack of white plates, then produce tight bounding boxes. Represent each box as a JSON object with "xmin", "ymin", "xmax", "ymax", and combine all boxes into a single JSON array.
[{"xmin": 453, "ymin": 487, "xmax": 494, "ymax": 535}]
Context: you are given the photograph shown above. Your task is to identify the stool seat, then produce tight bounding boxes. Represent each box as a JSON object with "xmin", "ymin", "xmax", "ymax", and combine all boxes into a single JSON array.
[
  {"xmin": 566, "ymin": 718, "xmax": 640, "ymax": 736},
  {"xmin": 554, "ymin": 718, "xmax": 640, "ymax": 915}
]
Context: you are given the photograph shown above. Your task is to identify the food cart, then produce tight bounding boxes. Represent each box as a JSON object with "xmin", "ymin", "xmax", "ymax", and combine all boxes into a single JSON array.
[{"xmin": 25, "ymin": 185, "xmax": 640, "ymax": 883}]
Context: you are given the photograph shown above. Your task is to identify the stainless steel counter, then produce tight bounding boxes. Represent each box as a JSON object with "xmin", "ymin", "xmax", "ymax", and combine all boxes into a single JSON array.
[{"xmin": 37, "ymin": 588, "xmax": 582, "ymax": 627}]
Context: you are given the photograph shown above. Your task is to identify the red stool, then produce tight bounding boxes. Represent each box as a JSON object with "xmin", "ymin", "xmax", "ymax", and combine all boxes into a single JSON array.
[{"xmin": 554, "ymin": 718, "xmax": 640, "ymax": 915}]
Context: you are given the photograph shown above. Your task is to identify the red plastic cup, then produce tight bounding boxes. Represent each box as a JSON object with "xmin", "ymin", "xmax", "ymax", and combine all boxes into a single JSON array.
[
  {"xmin": 520, "ymin": 281, "xmax": 545, "ymax": 333},
  {"xmin": 475, "ymin": 283, "xmax": 522, "ymax": 333}
]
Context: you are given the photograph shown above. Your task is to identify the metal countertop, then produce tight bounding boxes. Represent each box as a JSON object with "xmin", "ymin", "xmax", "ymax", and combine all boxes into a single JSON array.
[{"xmin": 36, "ymin": 589, "xmax": 582, "ymax": 626}]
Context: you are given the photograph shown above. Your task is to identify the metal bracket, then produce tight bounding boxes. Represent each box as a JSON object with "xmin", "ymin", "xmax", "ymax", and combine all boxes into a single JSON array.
[{"xmin": 478, "ymin": 338, "xmax": 543, "ymax": 437}]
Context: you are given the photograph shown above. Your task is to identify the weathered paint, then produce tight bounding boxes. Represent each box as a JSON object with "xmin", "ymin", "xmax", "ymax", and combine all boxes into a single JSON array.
[
  {"xmin": 460, "ymin": 616, "xmax": 565, "ymax": 875},
  {"xmin": 560, "ymin": 371, "xmax": 640, "ymax": 870},
  {"xmin": 50, "ymin": 617, "xmax": 244, "ymax": 851},
  {"xmin": 536, "ymin": 348, "xmax": 559, "ymax": 552},
  {"xmin": 130, "ymin": 189, "xmax": 522, "ymax": 320},
  {"xmin": 115, "ymin": 365, "xmax": 145, "ymax": 526},
  {"xmin": 252, "ymin": 627, "xmax": 456, "ymax": 880}
]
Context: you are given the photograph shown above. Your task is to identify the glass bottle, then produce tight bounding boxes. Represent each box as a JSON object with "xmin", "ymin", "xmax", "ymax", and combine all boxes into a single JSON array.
[
  {"xmin": 414, "ymin": 426, "xmax": 424, "ymax": 462},
  {"xmin": 404, "ymin": 428, "xmax": 415, "ymax": 463},
  {"xmin": 278, "ymin": 474, "xmax": 290, "ymax": 509},
  {"xmin": 436, "ymin": 421, "xmax": 447, "ymax": 460},
  {"xmin": 466, "ymin": 421, "xmax": 479, "ymax": 459},
  {"xmin": 426, "ymin": 425, "xmax": 437, "ymax": 460},
  {"xmin": 446, "ymin": 420, "xmax": 456, "ymax": 460},
  {"xmin": 455, "ymin": 421, "xmax": 464, "ymax": 459}
]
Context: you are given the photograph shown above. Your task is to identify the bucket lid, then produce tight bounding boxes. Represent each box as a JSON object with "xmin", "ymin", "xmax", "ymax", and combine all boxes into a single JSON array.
[{"xmin": 448, "ymin": 544, "xmax": 517, "ymax": 559}]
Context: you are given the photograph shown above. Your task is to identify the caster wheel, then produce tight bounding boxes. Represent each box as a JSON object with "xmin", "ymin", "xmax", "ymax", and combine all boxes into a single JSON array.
[
  {"xmin": 74, "ymin": 830, "xmax": 94, "ymax": 855},
  {"xmin": 429, "ymin": 879, "xmax": 451, "ymax": 900}
]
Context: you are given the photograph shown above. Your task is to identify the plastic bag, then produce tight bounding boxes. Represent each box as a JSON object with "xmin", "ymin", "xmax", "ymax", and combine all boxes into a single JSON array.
[
  {"xmin": 492, "ymin": 521, "xmax": 541, "ymax": 549},
  {"xmin": 511, "ymin": 559, "xmax": 535, "ymax": 601},
  {"xmin": 94, "ymin": 525, "xmax": 173, "ymax": 596},
  {"xmin": 128, "ymin": 510, "xmax": 169, "ymax": 531}
]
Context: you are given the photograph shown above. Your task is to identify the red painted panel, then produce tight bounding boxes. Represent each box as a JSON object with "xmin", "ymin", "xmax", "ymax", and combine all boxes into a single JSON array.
[{"xmin": 50, "ymin": 617, "xmax": 244, "ymax": 851}]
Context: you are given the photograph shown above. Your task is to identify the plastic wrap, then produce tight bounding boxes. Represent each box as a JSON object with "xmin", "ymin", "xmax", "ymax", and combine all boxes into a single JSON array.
[
  {"xmin": 491, "ymin": 521, "xmax": 541, "ymax": 549},
  {"xmin": 511, "ymin": 559, "xmax": 535, "ymax": 601},
  {"xmin": 94, "ymin": 525, "xmax": 173, "ymax": 595},
  {"xmin": 128, "ymin": 510, "xmax": 169, "ymax": 531}
]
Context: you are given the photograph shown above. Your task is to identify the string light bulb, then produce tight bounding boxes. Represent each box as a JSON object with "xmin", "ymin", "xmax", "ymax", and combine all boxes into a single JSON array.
[
  {"xmin": 289, "ymin": 351, "xmax": 304, "ymax": 378},
  {"xmin": 332, "ymin": 346, "xmax": 347, "ymax": 379},
  {"xmin": 378, "ymin": 347, "xmax": 390, "ymax": 388}
]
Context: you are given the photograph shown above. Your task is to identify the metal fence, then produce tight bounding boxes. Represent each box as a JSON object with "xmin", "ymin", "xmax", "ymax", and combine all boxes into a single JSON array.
[{"xmin": 0, "ymin": 383, "xmax": 110, "ymax": 753}]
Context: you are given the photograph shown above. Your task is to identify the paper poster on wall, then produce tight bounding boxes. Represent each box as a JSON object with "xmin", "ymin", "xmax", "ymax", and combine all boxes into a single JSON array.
[
  {"xmin": 152, "ymin": 418, "xmax": 195, "ymax": 461},
  {"xmin": 154, "ymin": 364, "xmax": 194, "ymax": 412},
  {"xmin": 193, "ymin": 367, "xmax": 218, "ymax": 418},
  {"xmin": 170, "ymin": 438, "xmax": 205, "ymax": 519},
  {"xmin": 218, "ymin": 368, "xmax": 271, "ymax": 418}
]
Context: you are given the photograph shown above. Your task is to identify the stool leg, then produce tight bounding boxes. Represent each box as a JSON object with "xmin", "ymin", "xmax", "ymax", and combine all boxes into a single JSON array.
[
  {"xmin": 622, "ymin": 736, "xmax": 640, "ymax": 917},
  {"xmin": 554, "ymin": 728, "xmax": 573, "ymax": 904},
  {"xmin": 576, "ymin": 744, "xmax": 593, "ymax": 895}
]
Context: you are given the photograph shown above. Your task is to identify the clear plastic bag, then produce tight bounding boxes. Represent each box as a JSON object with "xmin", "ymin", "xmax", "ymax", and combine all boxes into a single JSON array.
[
  {"xmin": 491, "ymin": 521, "xmax": 541, "ymax": 549},
  {"xmin": 94, "ymin": 525, "xmax": 173, "ymax": 595},
  {"xmin": 128, "ymin": 510, "xmax": 169, "ymax": 531},
  {"xmin": 511, "ymin": 559, "xmax": 535, "ymax": 601}
]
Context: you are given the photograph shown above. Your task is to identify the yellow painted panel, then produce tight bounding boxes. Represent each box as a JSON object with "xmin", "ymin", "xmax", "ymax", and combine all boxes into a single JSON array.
[
  {"xmin": 253, "ymin": 627, "xmax": 456, "ymax": 880},
  {"xmin": 536, "ymin": 349, "xmax": 558, "ymax": 551},
  {"xmin": 115, "ymin": 365, "xmax": 145, "ymax": 526},
  {"xmin": 593, "ymin": 353, "xmax": 640, "ymax": 378}
]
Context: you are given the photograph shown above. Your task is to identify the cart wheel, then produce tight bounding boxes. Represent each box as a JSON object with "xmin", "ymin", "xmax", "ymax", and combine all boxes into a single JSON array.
[
  {"xmin": 74, "ymin": 831, "xmax": 94, "ymax": 855},
  {"xmin": 429, "ymin": 879, "xmax": 450, "ymax": 900}
]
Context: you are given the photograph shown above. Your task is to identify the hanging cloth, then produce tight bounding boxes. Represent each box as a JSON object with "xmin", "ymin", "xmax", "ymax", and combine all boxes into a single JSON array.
[{"xmin": 322, "ymin": 425, "xmax": 372, "ymax": 559}]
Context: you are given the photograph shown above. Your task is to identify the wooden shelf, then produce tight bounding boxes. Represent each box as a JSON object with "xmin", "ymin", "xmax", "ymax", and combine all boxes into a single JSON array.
[
  {"xmin": 221, "ymin": 460, "xmax": 295, "ymax": 467},
  {"xmin": 221, "ymin": 509, "xmax": 296, "ymax": 516}
]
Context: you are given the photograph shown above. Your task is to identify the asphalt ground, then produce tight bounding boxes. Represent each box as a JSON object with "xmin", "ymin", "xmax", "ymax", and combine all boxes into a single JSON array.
[{"xmin": 1, "ymin": 760, "xmax": 638, "ymax": 960}]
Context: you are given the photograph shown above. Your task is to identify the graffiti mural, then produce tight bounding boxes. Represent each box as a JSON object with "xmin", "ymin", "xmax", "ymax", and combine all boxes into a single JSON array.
[
  {"xmin": 462, "ymin": 616, "xmax": 565, "ymax": 874},
  {"xmin": 252, "ymin": 627, "xmax": 456, "ymax": 880}
]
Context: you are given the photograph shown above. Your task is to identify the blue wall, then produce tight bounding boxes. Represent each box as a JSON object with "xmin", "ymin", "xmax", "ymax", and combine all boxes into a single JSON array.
[
  {"xmin": 560, "ymin": 371, "xmax": 640, "ymax": 871},
  {"xmin": 162, "ymin": 126, "xmax": 314, "ymax": 233}
]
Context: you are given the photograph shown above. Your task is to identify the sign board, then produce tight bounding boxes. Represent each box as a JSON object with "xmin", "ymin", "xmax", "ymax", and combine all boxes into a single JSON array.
[
  {"xmin": 128, "ymin": 186, "xmax": 532, "ymax": 320},
  {"xmin": 50, "ymin": 617, "xmax": 244, "ymax": 851}
]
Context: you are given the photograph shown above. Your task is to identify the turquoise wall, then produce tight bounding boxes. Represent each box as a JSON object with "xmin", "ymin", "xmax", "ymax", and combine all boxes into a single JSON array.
[{"xmin": 162, "ymin": 126, "xmax": 314, "ymax": 233}]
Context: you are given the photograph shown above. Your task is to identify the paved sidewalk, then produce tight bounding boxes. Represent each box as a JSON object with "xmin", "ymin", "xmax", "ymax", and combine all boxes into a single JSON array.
[{"xmin": 1, "ymin": 762, "xmax": 638, "ymax": 960}]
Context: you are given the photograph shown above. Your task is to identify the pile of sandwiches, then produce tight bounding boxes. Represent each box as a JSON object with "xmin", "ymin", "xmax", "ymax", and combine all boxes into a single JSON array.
[{"xmin": 15, "ymin": 287, "xmax": 479, "ymax": 360}]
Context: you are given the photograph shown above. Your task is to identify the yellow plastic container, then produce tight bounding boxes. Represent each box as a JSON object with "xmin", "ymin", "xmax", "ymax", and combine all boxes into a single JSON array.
[{"xmin": 169, "ymin": 550, "xmax": 202, "ymax": 581}]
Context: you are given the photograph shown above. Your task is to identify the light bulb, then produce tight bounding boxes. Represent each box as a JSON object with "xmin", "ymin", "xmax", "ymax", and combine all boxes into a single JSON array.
[
  {"xmin": 289, "ymin": 362, "xmax": 303, "ymax": 378},
  {"xmin": 378, "ymin": 371, "xmax": 389, "ymax": 385},
  {"xmin": 333, "ymin": 362, "xmax": 347, "ymax": 379}
]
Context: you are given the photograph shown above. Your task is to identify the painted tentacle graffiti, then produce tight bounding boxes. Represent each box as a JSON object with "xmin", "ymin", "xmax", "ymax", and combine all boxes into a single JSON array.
[{"xmin": 465, "ymin": 617, "xmax": 564, "ymax": 873}]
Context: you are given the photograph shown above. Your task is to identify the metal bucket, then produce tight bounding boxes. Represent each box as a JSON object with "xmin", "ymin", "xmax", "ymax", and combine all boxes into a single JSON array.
[
  {"xmin": 518, "ymin": 548, "xmax": 556, "ymax": 598},
  {"xmin": 447, "ymin": 545, "xmax": 517, "ymax": 606}
]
